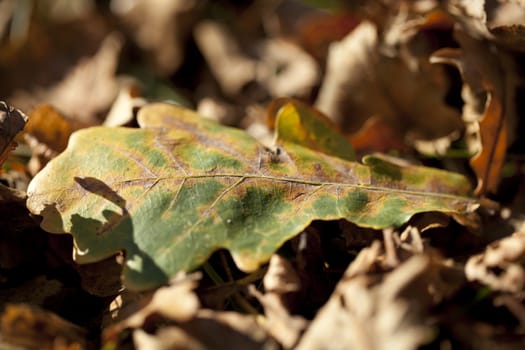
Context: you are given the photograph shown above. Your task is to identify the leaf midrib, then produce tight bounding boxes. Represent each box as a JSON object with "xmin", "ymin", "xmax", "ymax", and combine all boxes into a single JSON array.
[{"xmin": 36, "ymin": 173, "xmax": 474, "ymax": 202}]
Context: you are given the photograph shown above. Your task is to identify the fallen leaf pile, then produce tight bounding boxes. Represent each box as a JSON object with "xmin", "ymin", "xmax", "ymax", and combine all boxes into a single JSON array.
[{"xmin": 1, "ymin": 1, "xmax": 525, "ymax": 349}]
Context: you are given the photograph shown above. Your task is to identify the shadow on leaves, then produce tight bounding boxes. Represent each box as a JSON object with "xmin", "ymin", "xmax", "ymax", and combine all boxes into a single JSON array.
[{"xmin": 41, "ymin": 177, "xmax": 168, "ymax": 291}]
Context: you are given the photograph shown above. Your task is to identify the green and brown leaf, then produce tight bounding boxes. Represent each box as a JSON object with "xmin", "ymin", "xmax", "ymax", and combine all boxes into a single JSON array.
[{"xmin": 27, "ymin": 103, "xmax": 477, "ymax": 291}]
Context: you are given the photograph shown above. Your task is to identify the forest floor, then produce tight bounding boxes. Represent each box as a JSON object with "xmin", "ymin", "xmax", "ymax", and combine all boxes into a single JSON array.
[{"xmin": 1, "ymin": 1, "xmax": 525, "ymax": 349}]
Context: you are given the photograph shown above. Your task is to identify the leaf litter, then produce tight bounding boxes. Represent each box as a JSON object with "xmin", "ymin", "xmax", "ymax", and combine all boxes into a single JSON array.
[{"xmin": 1, "ymin": 1, "xmax": 525, "ymax": 349}]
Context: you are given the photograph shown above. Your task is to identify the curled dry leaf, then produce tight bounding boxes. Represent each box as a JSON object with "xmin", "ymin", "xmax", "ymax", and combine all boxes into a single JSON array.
[
  {"xmin": 106, "ymin": 274, "xmax": 200, "ymax": 336},
  {"xmin": 315, "ymin": 20, "xmax": 462, "ymax": 149},
  {"xmin": 445, "ymin": 0, "xmax": 525, "ymax": 51},
  {"xmin": 24, "ymin": 105, "xmax": 79, "ymax": 154},
  {"xmin": 24, "ymin": 104, "xmax": 85, "ymax": 176},
  {"xmin": 103, "ymin": 78, "xmax": 146, "ymax": 127},
  {"xmin": 315, "ymin": 21, "xmax": 377, "ymax": 129},
  {"xmin": 251, "ymin": 285, "xmax": 307, "ymax": 350},
  {"xmin": 105, "ymin": 274, "xmax": 277, "ymax": 350},
  {"xmin": 249, "ymin": 255, "xmax": 307, "ymax": 349},
  {"xmin": 263, "ymin": 254, "xmax": 301, "ymax": 294},
  {"xmin": 469, "ymin": 91, "xmax": 506, "ymax": 195},
  {"xmin": 466, "ymin": 231, "xmax": 525, "ymax": 293},
  {"xmin": 431, "ymin": 28, "xmax": 516, "ymax": 195},
  {"xmin": 0, "ymin": 101, "xmax": 27, "ymax": 167},
  {"xmin": 255, "ymin": 38, "xmax": 320, "ymax": 98},
  {"xmin": 296, "ymin": 242, "xmax": 463, "ymax": 350}
]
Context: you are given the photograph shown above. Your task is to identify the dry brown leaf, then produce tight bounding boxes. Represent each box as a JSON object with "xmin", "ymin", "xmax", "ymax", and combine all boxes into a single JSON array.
[
  {"xmin": 195, "ymin": 20, "xmax": 319, "ymax": 100},
  {"xmin": 0, "ymin": 303, "xmax": 87, "ymax": 350},
  {"xmin": 103, "ymin": 78, "xmax": 146, "ymax": 127},
  {"xmin": 24, "ymin": 105, "xmax": 81, "ymax": 153},
  {"xmin": 264, "ymin": 254, "xmax": 301, "ymax": 294},
  {"xmin": 111, "ymin": 0, "xmax": 199, "ymax": 74},
  {"xmin": 438, "ymin": 2, "xmax": 523, "ymax": 195},
  {"xmin": 0, "ymin": 101, "xmax": 27, "ymax": 167},
  {"xmin": 194, "ymin": 20, "xmax": 257, "ymax": 97},
  {"xmin": 314, "ymin": 21, "xmax": 378, "ymax": 129},
  {"xmin": 0, "ymin": 12, "xmax": 113, "ymax": 99},
  {"xmin": 445, "ymin": 0, "xmax": 525, "ymax": 51},
  {"xmin": 107, "ymin": 274, "xmax": 200, "ymax": 333},
  {"xmin": 255, "ymin": 38, "xmax": 320, "ymax": 98},
  {"xmin": 249, "ymin": 255, "xmax": 307, "ymax": 349},
  {"xmin": 104, "ymin": 273, "xmax": 277, "ymax": 349},
  {"xmin": 24, "ymin": 104, "xmax": 85, "ymax": 175},
  {"xmin": 132, "ymin": 327, "xmax": 202, "ymax": 350},
  {"xmin": 315, "ymin": 20, "xmax": 462, "ymax": 150},
  {"xmin": 296, "ymin": 11, "xmax": 360, "ymax": 63},
  {"xmin": 10, "ymin": 33, "xmax": 123, "ymax": 125},
  {"xmin": 295, "ymin": 240, "xmax": 463, "ymax": 350},
  {"xmin": 349, "ymin": 116, "xmax": 407, "ymax": 154},
  {"xmin": 470, "ymin": 91, "xmax": 507, "ymax": 195},
  {"xmin": 466, "ymin": 230, "xmax": 525, "ymax": 293},
  {"xmin": 191, "ymin": 310, "xmax": 277, "ymax": 349},
  {"xmin": 129, "ymin": 310, "xmax": 278, "ymax": 350},
  {"xmin": 430, "ymin": 28, "xmax": 515, "ymax": 195}
]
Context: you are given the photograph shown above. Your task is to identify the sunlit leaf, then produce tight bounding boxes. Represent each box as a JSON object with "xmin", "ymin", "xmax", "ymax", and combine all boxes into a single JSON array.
[
  {"xmin": 26, "ymin": 103, "xmax": 478, "ymax": 290},
  {"xmin": 268, "ymin": 97, "xmax": 355, "ymax": 161}
]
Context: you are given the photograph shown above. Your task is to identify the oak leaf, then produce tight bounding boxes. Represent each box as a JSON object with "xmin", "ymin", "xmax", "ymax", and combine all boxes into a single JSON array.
[{"xmin": 26, "ymin": 103, "xmax": 477, "ymax": 290}]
